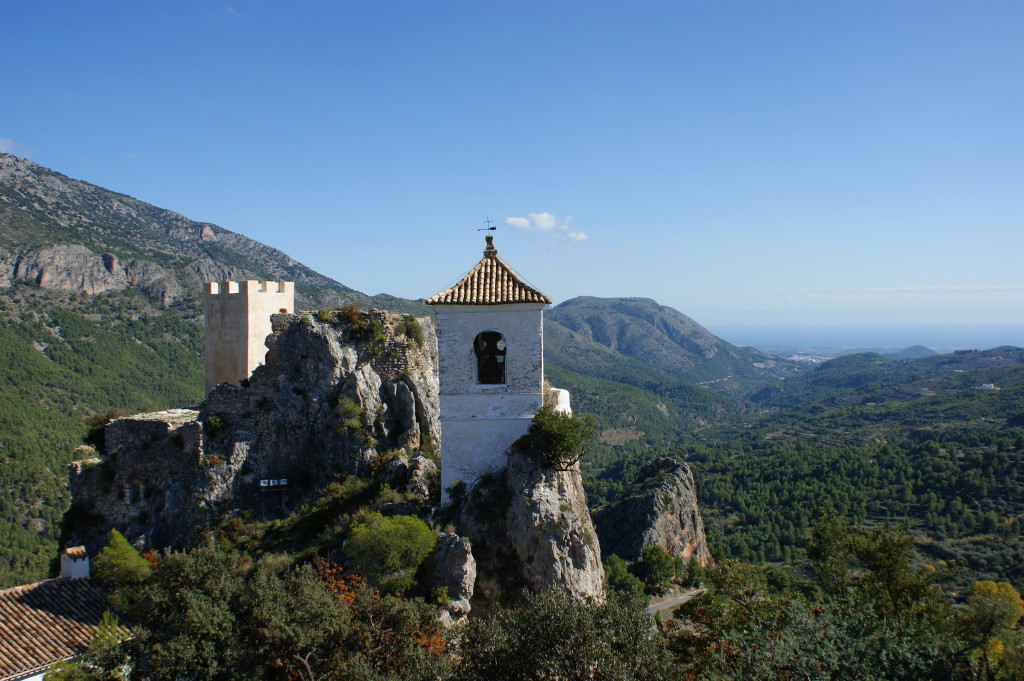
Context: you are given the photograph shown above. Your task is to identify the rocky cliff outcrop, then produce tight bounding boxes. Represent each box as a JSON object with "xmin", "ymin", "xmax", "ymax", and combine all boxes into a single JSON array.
[
  {"xmin": 427, "ymin": 533, "xmax": 476, "ymax": 617},
  {"xmin": 0, "ymin": 244, "xmax": 186, "ymax": 303},
  {"xmin": 67, "ymin": 309, "xmax": 439, "ymax": 553},
  {"xmin": 592, "ymin": 457, "xmax": 711, "ymax": 566},
  {"xmin": 457, "ymin": 444, "xmax": 605, "ymax": 611}
]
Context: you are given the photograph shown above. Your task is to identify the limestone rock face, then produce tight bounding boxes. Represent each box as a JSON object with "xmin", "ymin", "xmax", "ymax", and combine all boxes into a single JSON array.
[
  {"xmin": 202, "ymin": 310, "xmax": 439, "ymax": 498},
  {"xmin": 406, "ymin": 455, "xmax": 439, "ymax": 502},
  {"xmin": 67, "ymin": 310, "xmax": 439, "ymax": 553},
  {"xmin": 592, "ymin": 457, "xmax": 712, "ymax": 566},
  {"xmin": 378, "ymin": 453, "xmax": 438, "ymax": 503},
  {"xmin": 428, "ymin": 533, "xmax": 476, "ymax": 617},
  {"xmin": 458, "ymin": 447, "xmax": 605, "ymax": 611},
  {"xmin": 0, "ymin": 244, "xmax": 184, "ymax": 303}
]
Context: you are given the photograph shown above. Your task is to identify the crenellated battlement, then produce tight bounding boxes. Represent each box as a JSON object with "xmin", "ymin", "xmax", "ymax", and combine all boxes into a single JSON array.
[
  {"xmin": 203, "ymin": 279, "xmax": 295, "ymax": 392},
  {"xmin": 205, "ymin": 280, "xmax": 294, "ymax": 297}
]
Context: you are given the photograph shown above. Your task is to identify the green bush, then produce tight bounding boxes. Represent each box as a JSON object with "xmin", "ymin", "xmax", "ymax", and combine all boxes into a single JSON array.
[
  {"xmin": 204, "ymin": 414, "xmax": 225, "ymax": 434},
  {"xmin": 604, "ymin": 554, "xmax": 646, "ymax": 603},
  {"xmin": 457, "ymin": 589, "xmax": 674, "ymax": 681},
  {"xmin": 345, "ymin": 512, "xmax": 437, "ymax": 595},
  {"xmin": 398, "ymin": 315, "xmax": 425, "ymax": 348},
  {"xmin": 682, "ymin": 555, "xmax": 706, "ymax": 587},
  {"xmin": 93, "ymin": 529, "xmax": 152, "ymax": 588},
  {"xmin": 336, "ymin": 303, "xmax": 363, "ymax": 327},
  {"xmin": 514, "ymin": 406, "xmax": 594, "ymax": 470},
  {"xmin": 334, "ymin": 397, "xmax": 364, "ymax": 432},
  {"xmin": 632, "ymin": 545, "xmax": 677, "ymax": 595}
]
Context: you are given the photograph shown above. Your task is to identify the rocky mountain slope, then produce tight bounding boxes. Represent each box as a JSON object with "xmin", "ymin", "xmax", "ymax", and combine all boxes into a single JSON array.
[{"xmin": 0, "ymin": 152, "xmax": 423, "ymax": 313}]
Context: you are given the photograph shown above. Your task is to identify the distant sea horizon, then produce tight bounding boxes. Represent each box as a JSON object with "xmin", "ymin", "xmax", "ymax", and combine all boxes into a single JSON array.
[{"xmin": 709, "ymin": 325, "xmax": 1024, "ymax": 354}]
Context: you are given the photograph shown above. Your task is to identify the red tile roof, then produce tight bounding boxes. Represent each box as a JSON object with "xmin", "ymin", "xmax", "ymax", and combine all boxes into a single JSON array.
[
  {"xmin": 426, "ymin": 236, "xmax": 552, "ymax": 306},
  {"xmin": 63, "ymin": 547, "xmax": 87, "ymax": 560},
  {"xmin": 0, "ymin": 579, "xmax": 125, "ymax": 680}
]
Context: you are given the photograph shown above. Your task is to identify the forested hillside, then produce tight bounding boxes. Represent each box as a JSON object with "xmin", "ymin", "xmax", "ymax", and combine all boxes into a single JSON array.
[
  {"xmin": 0, "ymin": 286, "xmax": 205, "ymax": 584},
  {"xmin": 586, "ymin": 349, "xmax": 1024, "ymax": 592}
]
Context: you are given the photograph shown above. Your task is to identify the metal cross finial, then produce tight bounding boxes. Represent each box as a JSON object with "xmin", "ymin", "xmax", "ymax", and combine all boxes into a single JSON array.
[{"xmin": 478, "ymin": 217, "xmax": 497, "ymax": 232}]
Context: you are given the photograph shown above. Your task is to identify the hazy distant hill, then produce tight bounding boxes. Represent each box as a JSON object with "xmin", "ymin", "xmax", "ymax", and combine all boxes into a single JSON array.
[
  {"xmin": 751, "ymin": 346, "xmax": 1024, "ymax": 409},
  {"xmin": 831, "ymin": 344, "xmax": 938, "ymax": 360},
  {"xmin": 881, "ymin": 344, "xmax": 938, "ymax": 360}
]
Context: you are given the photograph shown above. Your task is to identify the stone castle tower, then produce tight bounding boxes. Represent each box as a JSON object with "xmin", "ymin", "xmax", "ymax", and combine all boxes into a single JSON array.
[
  {"xmin": 426, "ymin": 236, "xmax": 553, "ymax": 498},
  {"xmin": 203, "ymin": 280, "xmax": 295, "ymax": 393}
]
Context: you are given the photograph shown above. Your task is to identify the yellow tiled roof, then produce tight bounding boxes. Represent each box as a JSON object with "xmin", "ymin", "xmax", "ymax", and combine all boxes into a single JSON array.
[
  {"xmin": 426, "ymin": 236, "xmax": 552, "ymax": 306},
  {"xmin": 0, "ymin": 579, "xmax": 127, "ymax": 680}
]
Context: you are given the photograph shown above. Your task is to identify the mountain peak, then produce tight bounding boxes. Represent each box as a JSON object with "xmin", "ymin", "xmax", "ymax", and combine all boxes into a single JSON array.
[{"xmin": 547, "ymin": 296, "xmax": 801, "ymax": 397}]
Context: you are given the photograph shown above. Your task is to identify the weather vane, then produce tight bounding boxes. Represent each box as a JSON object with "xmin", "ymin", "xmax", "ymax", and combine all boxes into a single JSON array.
[{"xmin": 478, "ymin": 217, "xmax": 497, "ymax": 232}]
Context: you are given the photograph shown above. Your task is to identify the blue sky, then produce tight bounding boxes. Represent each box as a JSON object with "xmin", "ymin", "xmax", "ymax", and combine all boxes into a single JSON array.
[{"xmin": 3, "ymin": 0, "xmax": 1022, "ymax": 347}]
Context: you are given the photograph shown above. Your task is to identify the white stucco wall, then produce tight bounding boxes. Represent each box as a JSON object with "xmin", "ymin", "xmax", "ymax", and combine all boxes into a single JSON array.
[
  {"xmin": 203, "ymin": 280, "xmax": 294, "ymax": 393},
  {"xmin": 548, "ymin": 387, "xmax": 573, "ymax": 415},
  {"xmin": 432, "ymin": 303, "xmax": 547, "ymax": 499},
  {"xmin": 59, "ymin": 554, "xmax": 89, "ymax": 579},
  {"xmin": 439, "ymin": 417, "xmax": 534, "ymax": 495}
]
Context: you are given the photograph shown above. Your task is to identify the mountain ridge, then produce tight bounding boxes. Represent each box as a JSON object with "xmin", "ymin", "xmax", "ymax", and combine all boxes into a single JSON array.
[{"xmin": 0, "ymin": 152, "xmax": 426, "ymax": 314}]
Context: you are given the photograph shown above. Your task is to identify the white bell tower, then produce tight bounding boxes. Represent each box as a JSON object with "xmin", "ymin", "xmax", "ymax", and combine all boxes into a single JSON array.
[{"xmin": 427, "ymin": 236, "xmax": 553, "ymax": 499}]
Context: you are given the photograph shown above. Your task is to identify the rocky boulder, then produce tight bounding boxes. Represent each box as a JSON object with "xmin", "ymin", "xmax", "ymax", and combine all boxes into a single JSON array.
[
  {"xmin": 593, "ymin": 457, "xmax": 711, "ymax": 566},
  {"xmin": 457, "ymin": 444, "xmax": 605, "ymax": 611},
  {"xmin": 379, "ymin": 452, "xmax": 439, "ymax": 504},
  {"xmin": 427, "ymin": 533, "xmax": 476, "ymax": 617}
]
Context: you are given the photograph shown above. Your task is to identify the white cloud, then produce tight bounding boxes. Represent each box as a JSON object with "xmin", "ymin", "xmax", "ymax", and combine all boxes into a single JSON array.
[
  {"xmin": 0, "ymin": 138, "xmax": 22, "ymax": 154},
  {"xmin": 505, "ymin": 216, "xmax": 532, "ymax": 231},
  {"xmin": 504, "ymin": 212, "xmax": 588, "ymax": 243}
]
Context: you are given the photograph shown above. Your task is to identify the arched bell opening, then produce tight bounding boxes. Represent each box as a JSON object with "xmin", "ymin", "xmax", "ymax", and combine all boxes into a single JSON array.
[{"xmin": 474, "ymin": 331, "xmax": 507, "ymax": 384}]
